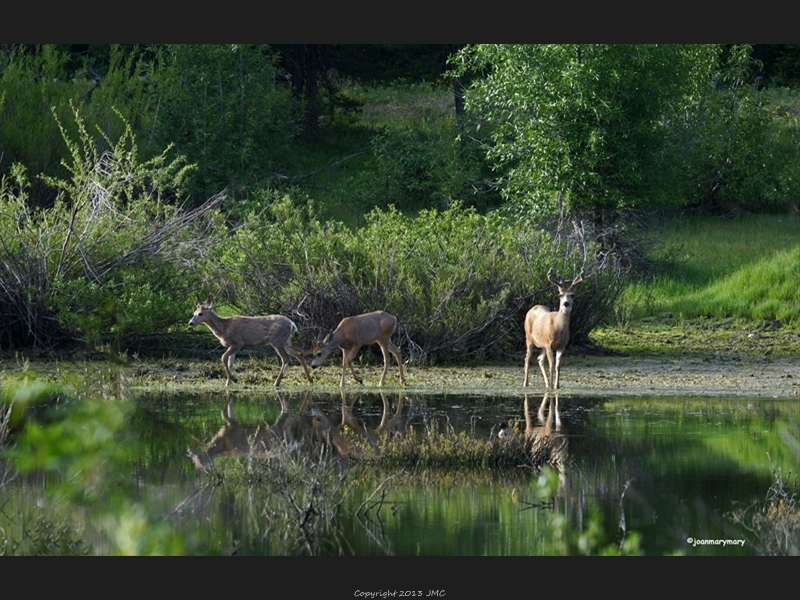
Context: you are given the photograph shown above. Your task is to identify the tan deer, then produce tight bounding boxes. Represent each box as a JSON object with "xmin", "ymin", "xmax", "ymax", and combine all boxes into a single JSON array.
[
  {"xmin": 311, "ymin": 311, "xmax": 405, "ymax": 387},
  {"xmin": 524, "ymin": 393, "xmax": 568, "ymax": 473},
  {"xmin": 497, "ymin": 393, "xmax": 567, "ymax": 472},
  {"xmin": 523, "ymin": 269, "xmax": 584, "ymax": 389},
  {"xmin": 188, "ymin": 295, "xmax": 313, "ymax": 387}
]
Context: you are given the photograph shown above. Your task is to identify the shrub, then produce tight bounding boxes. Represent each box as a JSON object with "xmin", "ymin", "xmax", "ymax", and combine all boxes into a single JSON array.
[
  {"xmin": 0, "ymin": 103, "xmax": 222, "ymax": 351},
  {"xmin": 202, "ymin": 191, "xmax": 624, "ymax": 363}
]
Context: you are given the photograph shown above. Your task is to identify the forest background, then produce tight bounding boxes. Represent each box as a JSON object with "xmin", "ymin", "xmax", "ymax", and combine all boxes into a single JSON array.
[{"xmin": 2, "ymin": 44, "xmax": 800, "ymax": 365}]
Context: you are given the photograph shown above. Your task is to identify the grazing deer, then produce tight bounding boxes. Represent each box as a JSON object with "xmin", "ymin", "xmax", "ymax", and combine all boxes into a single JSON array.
[
  {"xmin": 523, "ymin": 269, "xmax": 584, "ymax": 389},
  {"xmin": 311, "ymin": 311, "xmax": 405, "ymax": 387},
  {"xmin": 188, "ymin": 295, "xmax": 313, "ymax": 388}
]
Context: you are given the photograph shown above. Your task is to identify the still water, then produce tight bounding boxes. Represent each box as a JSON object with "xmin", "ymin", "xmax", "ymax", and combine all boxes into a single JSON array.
[
  {"xmin": 5, "ymin": 389, "xmax": 799, "ymax": 555},
  {"xmin": 129, "ymin": 390, "xmax": 798, "ymax": 555}
]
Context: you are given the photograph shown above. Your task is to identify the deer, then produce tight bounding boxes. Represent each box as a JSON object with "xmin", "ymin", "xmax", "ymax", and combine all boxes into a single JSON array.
[
  {"xmin": 524, "ymin": 392, "xmax": 568, "ymax": 475},
  {"xmin": 338, "ymin": 391, "xmax": 407, "ymax": 453},
  {"xmin": 311, "ymin": 311, "xmax": 405, "ymax": 387},
  {"xmin": 523, "ymin": 269, "xmax": 584, "ymax": 389},
  {"xmin": 188, "ymin": 294, "xmax": 313, "ymax": 388}
]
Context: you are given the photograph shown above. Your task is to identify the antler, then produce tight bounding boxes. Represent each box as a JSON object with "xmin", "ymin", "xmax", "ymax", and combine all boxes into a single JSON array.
[{"xmin": 547, "ymin": 269, "xmax": 564, "ymax": 287}]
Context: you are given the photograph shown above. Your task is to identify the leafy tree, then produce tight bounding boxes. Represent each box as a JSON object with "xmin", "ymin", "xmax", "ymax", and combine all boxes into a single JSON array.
[
  {"xmin": 452, "ymin": 44, "xmax": 720, "ymax": 217},
  {"xmin": 150, "ymin": 44, "xmax": 296, "ymax": 201},
  {"xmin": 683, "ymin": 45, "xmax": 800, "ymax": 213}
]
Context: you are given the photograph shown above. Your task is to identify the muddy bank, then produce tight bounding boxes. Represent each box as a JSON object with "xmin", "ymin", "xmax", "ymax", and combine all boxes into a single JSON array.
[
  {"xmin": 4, "ymin": 351, "xmax": 800, "ymax": 399},
  {"xmin": 118, "ymin": 353, "xmax": 800, "ymax": 398},
  {"xmin": 371, "ymin": 354, "xmax": 799, "ymax": 398}
]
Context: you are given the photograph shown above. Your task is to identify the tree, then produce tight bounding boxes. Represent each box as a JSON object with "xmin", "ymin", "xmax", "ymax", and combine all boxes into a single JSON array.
[
  {"xmin": 151, "ymin": 44, "xmax": 295, "ymax": 201},
  {"xmin": 452, "ymin": 44, "xmax": 721, "ymax": 217}
]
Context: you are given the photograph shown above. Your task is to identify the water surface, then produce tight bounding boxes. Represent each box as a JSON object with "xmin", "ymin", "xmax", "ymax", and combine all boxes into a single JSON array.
[{"xmin": 5, "ymin": 389, "xmax": 798, "ymax": 555}]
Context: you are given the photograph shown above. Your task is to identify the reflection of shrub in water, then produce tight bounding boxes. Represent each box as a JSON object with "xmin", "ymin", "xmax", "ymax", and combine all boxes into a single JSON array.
[
  {"xmin": 193, "ymin": 429, "xmax": 352, "ymax": 555},
  {"xmin": 1, "ymin": 513, "xmax": 90, "ymax": 556},
  {"xmin": 729, "ymin": 466, "xmax": 800, "ymax": 556}
]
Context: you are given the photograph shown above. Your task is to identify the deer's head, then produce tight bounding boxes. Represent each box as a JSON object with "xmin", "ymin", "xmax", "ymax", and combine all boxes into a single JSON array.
[
  {"xmin": 548, "ymin": 270, "xmax": 584, "ymax": 316},
  {"xmin": 189, "ymin": 294, "xmax": 213, "ymax": 326}
]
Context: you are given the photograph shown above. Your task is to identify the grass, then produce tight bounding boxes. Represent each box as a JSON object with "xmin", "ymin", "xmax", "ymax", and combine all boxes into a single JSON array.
[
  {"xmin": 617, "ymin": 214, "xmax": 800, "ymax": 320},
  {"xmin": 594, "ymin": 213, "xmax": 800, "ymax": 355}
]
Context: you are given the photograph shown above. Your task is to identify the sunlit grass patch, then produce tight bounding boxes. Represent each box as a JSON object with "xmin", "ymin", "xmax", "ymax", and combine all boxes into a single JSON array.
[
  {"xmin": 604, "ymin": 214, "xmax": 800, "ymax": 354},
  {"xmin": 668, "ymin": 246, "xmax": 800, "ymax": 323}
]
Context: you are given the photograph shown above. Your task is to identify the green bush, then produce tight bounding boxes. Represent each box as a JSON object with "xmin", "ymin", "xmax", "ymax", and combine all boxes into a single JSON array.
[
  {"xmin": 149, "ymin": 44, "xmax": 297, "ymax": 201},
  {"xmin": 202, "ymin": 191, "xmax": 620, "ymax": 363},
  {"xmin": 0, "ymin": 103, "xmax": 221, "ymax": 351}
]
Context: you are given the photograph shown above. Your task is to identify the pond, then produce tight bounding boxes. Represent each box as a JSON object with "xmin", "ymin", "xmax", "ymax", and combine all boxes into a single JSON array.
[{"xmin": 3, "ymin": 383, "xmax": 798, "ymax": 558}]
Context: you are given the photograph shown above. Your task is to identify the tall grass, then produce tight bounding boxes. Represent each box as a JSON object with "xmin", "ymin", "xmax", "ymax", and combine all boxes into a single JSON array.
[{"xmin": 622, "ymin": 214, "xmax": 800, "ymax": 323}]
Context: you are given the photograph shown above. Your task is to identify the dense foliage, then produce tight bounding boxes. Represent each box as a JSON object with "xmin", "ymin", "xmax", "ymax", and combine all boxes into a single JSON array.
[
  {"xmin": 0, "ymin": 105, "xmax": 221, "ymax": 350},
  {"xmin": 202, "ymin": 193, "xmax": 619, "ymax": 363},
  {"xmin": 454, "ymin": 45, "xmax": 720, "ymax": 214},
  {"xmin": 2, "ymin": 44, "xmax": 800, "ymax": 357}
]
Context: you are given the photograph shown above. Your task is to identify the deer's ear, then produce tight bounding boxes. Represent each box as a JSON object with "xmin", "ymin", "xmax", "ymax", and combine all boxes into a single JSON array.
[{"xmin": 205, "ymin": 294, "xmax": 213, "ymax": 308}]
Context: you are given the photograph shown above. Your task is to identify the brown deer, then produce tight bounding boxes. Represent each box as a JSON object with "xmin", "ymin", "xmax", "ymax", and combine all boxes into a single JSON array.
[
  {"xmin": 188, "ymin": 295, "xmax": 313, "ymax": 387},
  {"xmin": 523, "ymin": 269, "xmax": 584, "ymax": 389},
  {"xmin": 311, "ymin": 311, "xmax": 405, "ymax": 387}
]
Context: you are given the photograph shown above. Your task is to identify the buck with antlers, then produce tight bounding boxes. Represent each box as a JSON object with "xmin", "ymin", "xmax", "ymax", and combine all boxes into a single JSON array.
[
  {"xmin": 311, "ymin": 311, "xmax": 405, "ymax": 387},
  {"xmin": 188, "ymin": 295, "xmax": 313, "ymax": 387},
  {"xmin": 523, "ymin": 269, "xmax": 584, "ymax": 389}
]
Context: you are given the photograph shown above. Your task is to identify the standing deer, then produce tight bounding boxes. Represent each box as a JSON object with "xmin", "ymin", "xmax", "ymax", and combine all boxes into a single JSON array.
[
  {"xmin": 311, "ymin": 311, "xmax": 405, "ymax": 387},
  {"xmin": 188, "ymin": 295, "xmax": 313, "ymax": 388},
  {"xmin": 523, "ymin": 269, "xmax": 584, "ymax": 389}
]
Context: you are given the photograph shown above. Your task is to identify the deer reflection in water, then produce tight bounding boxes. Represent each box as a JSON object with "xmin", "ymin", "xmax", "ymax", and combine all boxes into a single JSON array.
[
  {"xmin": 186, "ymin": 390, "xmax": 411, "ymax": 470},
  {"xmin": 187, "ymin": 392, "xmax": 349, "ymax": 470},
  {"xmin": 498, "ymin": 393, "xmax": 568, "ymax": 474},
  {"xmin": 338, "ymin": 391, "xmax": 408, "ymax": 454}
]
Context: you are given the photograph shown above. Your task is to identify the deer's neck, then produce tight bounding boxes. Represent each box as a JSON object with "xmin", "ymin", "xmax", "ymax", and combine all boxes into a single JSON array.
[
  {"xmin": 554, "ymin": 309, "xmax": 571, "ymax": 327},
  {"xmin": 202, "ymin": 310, "xmax": 231, "ymax": 338}
]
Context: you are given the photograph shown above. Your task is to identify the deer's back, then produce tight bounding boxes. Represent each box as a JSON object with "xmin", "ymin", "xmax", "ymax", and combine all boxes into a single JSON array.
[
  {"xmin": 339, "ymin": 310, "xmax": 396, "ymax": 340},
  {"xmin": 224, "ymin": 314, "xmax": 294, "ymax": 347}
]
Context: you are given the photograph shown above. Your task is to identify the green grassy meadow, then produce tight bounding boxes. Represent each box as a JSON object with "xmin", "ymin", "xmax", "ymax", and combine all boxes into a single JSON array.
[{"xmin": 594, "ymin": 213, "xmax": 800, "ymax": 356}]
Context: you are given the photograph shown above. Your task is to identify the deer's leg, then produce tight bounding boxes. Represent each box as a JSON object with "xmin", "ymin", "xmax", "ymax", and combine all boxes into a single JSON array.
[
  {"xmin": 223, "ymin": 393, "xmax": 235, "ymax": 424},
  {"xmin": 341, "ymin": 346, "xmax": 363, "ymax": 386},
  {"xmin": 377, "ymin": 341, "xmax": 393, "ymax": 386},
  {"xmin": 553, "ymin": 349, "xmax": 564, "ymax": 389},
  {"xmin": 537, "ymin": 348, "xmax": 551, "ymax": 389},
  {"xmin": 221, "ymin": 346, "xmax": 240, "ymax": 386},
  {"xmin": 387, "ymin": 341, "xmax": 405, "ymax": 384},
  {"xmin": 272, "ymin": 345, "xmax": 291, "ymax": 388},
  {"xmin": 286, "ymin": 343, "xmax": 314, "ymax": 383},
  {"xmin": 537, "ymin": 393, "xmax": 549, "ymax": 422},
  {"xmin": 524, "ymin": 342, "xmax": 534, "ymax": 387}
]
